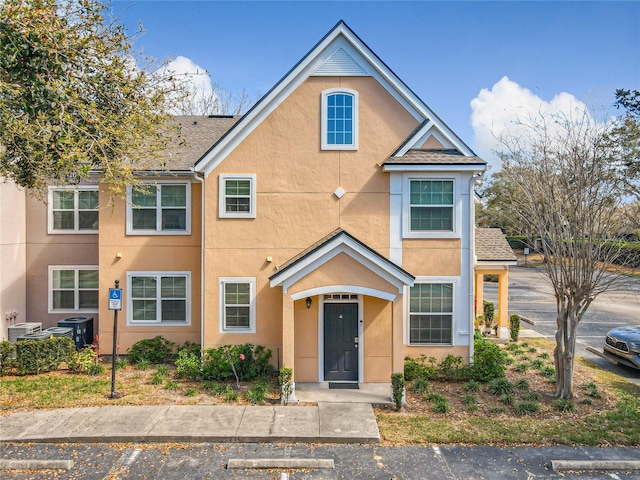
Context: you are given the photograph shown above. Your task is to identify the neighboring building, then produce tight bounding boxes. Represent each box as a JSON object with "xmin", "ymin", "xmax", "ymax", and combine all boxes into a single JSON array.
[
  {"xmin": 0, "ymin": 180, "xmax": 26, "ymax": 341},
  {"xmin": 6, "ymin": 22, "xmax": 519, "ymax": 396}
]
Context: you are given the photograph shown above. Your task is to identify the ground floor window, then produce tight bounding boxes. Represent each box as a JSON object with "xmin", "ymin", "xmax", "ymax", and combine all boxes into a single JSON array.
[
  {"xmin": 49, "ymin": 266, "xmax": 99, "ymax": 312},
  {"xmin": 220, "ymin": 277, "xmax": 256, "ymax": 333},
  {"xmin": 127, "ymin": 272, "xmax": 190, "ymax": 325},
  {"xmin": 409, "ymin": 283, "xmax": 453, "ymax": 344}
]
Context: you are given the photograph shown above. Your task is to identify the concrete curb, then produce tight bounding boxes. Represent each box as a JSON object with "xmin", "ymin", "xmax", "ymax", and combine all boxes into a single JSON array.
[
  {"xmin": 551, "ymin": 460, "xmax": 640, "ymax": 472},
  {"xmin": 227, "ymin": 458, "xmax": 335, "ymax": 469},
  {"xmin": 0, "ymin": 459, "xmax": 74, "ymax": 470}
]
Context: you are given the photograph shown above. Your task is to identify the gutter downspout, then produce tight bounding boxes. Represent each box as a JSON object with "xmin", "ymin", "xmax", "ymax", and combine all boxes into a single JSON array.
[
  {"xmin": 192, "ymin": 169, "xmax": 205, "ymax": 353},
  {"xmin": 468, "ymin": 171, "xmax": 484, "ymax": 364}
]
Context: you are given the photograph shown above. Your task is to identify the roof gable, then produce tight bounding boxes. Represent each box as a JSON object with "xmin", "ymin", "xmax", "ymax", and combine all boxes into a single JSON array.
[
  {"xmin": 194, "ymin": 20, "xmax": 476, "ymax": 176},
  {"xmin": 269, "ymin": 229, "xmax": 415, "ymax": 295}
]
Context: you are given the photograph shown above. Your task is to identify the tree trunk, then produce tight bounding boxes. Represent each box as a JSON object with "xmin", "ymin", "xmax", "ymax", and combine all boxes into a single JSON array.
[{"xmin": 554, "ymin": 300, "xmax": 579, "ymax": 399}]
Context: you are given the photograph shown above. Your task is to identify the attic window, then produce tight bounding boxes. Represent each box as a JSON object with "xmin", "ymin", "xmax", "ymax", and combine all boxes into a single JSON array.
[{"xmin": 321, "ymin": 88, "xmax": 358, "ymax": 150}]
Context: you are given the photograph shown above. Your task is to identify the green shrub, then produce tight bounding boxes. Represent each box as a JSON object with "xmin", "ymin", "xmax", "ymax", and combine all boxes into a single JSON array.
[
  {"xmin": 15, "ymin": 337, "xmax": 76, "ymax": 375},
  {"xmin": 135, "ymin": 359, "xmax": 152, "ymax": 371},
  {"xmin": 177, "ymin": 341, "xmax": 201, "ymax": 357},
  {"xmin": 524, "ymin": 392, "xmax": 542, "ymax": 402},
  {"xmin": 149, "ymin": 372, "xmax": 164, "ymax": 385},
  {"xmin": 184, "ymin": 388, "xmax": 198, "ymax": 397},
  {"xmin": 0, "ymin": 340, "xmax": 16, "ymax": 375},
  {"xmin": 69, "ymin": 347, "xmax": 98, "ymax": 373},
  {"xmin": 509, "ymin": 314, "xmax": 521, "ymax": 342},
  {"xmin": 463, "ymin": 380, "xmax": 480, "ymax": 392},
  {"xmin": 127, "ymin": 336, "xmax": 175, "ymax": 365},
  {"xmin": 468, "ymin": 333, "xmax": 507, "ymax": 381},
  {"xmin": 500, "ymin": 393, "xmax": 515, "ymax": 406},
  {"xmin": 115, "ymin": 358, "xmax": 128, "ymax": 370},
  {"xmin": 581, "ymin": 397, "xmax": 593, "ymax": 405},
  {"xmin": 410, "ymin": 377, "xmax": 430, "ymax": 394},
  {"xmin": 489, "ymin": 406, "xmax": 506, "ymax": 414},
  {"xmin": 515, "ymin": 362, "xmax": 529, "ymax": 373},
  {"xmin": 515, "ymin": 401, "xmax": 540, "ymax": 415},
  {"xmin": 583, "ymin": 381, "xmax": 602, "ymax": 399},
  {"xmin": 246, "ymin": 382, "xmax": 268, "ymax": 404},
  {"xmin": 530, "ymin": 359, "xmax": 544, "ymax": 370},
  {"xmin": 403, "ymin": 355, "xmax": 437, "ymax": 382},
  {"xmin": 432, "ymin": 398, "xmax": 450, "ymax": 414},
  {"xmin": 164, "ymin": 380, "xmax": 179, "ymax": 390},
  {"xmin": 438, "ymin": 355, "xmax": 466, "ymax": 381},
  {"xmin": 175, "ymin": 349, "xmax": 202, "ymax": 381},
  {"xmin": 540, "ymin": 366, "xmax": 556, "ymax": 378},
  {"xmin": 528, "ymin": 347, "xmax": 537, "ymax": 353},
  {"xmin": 487, "ymin": 378, "xmax": 514, "ymax": 395},
  {"xmin": 554, "ymin": 399, "xmax": 576, "ymax": 413},
  {"xmin": 538, "ymin": 352, "xmax": 551, "ymax": 360},
  {"xmin": 483, "ymin": 301, "xmax": 495, "ymax": 326},
  {"xmin": 426, "ymin": 392, "xmax": 446, "ymax": 403},
  {"xmin": 202, "ymin": 344, "xmax": 272, "ymax": 382},
  {"xmin": 463, "ymin": 394, "xmax": 478, "ymax": 410},
  {"xmin": 515, "ymin": 379, "xmax": 530, "ymax": 390},
  {"xmin": 224, "ymin": 389, "xmax": 239, "ymax": 402},
  {"xmin": 87, "ymin": 363, "xmax": 105, "ymax": 375},
  {"xmin": 391, "ymin": 372, "xmax": 405, "ymax": 409}
]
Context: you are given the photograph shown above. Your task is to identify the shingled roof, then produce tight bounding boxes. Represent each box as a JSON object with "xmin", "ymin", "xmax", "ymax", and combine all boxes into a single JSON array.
[
  {"xmin": 475, "ymin": 228, "xmax": 517, "ymax": 263},
  {"xmin": 384, "ymin": 149, "xmax": 486, "ymax": 166},
  {"xmin": 162, "ymin": 115, "xmax": 240, "ymax": 171}
]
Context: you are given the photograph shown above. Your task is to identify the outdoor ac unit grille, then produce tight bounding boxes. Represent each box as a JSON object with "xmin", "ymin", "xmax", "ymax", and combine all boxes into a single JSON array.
[
  {"xmin": 43, "ymin": 327, "xmax": 74, "ymax": 339},
  {"xmin": 8, "ymin": 322, "xmax": 42, "ymax": 342}
]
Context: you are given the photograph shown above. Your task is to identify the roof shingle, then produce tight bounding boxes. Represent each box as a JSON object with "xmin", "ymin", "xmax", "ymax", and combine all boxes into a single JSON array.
[
  {"xmin": 475, "ymin": 228, "xmax": 517, "ymax": 263},
  {"xmin": 384, "ymin": 149, "xmax": 486, "ymax": 166}
]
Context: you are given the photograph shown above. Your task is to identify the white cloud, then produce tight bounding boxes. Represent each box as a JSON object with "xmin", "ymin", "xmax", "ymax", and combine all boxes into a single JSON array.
[
  {"xmin": 470, "ymin": 76, "xmax": 590, "ymax": 167},
  {"xmin": 159, "ymin": 56, "xmax": 217, "ymax": 114}
]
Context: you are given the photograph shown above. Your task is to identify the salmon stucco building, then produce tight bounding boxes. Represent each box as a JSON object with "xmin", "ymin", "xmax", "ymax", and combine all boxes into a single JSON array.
[{"xmin": 3, "ymin": 21, "xmax": 520, "ymax": 398}]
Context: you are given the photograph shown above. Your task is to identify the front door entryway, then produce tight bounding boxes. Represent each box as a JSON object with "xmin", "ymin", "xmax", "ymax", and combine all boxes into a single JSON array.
[{"xmin": 324, "ymin": 302, "xmax": 358, "ymax": 381}]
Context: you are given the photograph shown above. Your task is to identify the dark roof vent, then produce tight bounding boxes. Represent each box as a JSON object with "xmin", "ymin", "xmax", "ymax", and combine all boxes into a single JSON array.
[
  {"xmin": 193, "ymin": 121, "xmax": 197, "ymax": 125},
  {"xmin": 208, "ymin": 115, "xmax": 234, "ymax": 118}
]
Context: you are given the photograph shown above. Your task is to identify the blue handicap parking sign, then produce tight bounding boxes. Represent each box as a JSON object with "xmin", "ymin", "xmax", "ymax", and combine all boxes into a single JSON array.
[{"xmin": 108, "ymin": 288, "xmax": 122, "ymax": 310}]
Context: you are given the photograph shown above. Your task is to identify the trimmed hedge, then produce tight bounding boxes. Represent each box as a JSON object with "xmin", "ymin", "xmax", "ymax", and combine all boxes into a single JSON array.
[{"xmin": 13, "ymin": 337, "xmax": 76, "ymax": 375}]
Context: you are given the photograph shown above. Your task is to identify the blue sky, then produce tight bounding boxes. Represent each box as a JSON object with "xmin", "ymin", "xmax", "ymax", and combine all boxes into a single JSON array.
[{"xmin": 111, "ymin": 1, "xmax": 639, "ymax": 164}]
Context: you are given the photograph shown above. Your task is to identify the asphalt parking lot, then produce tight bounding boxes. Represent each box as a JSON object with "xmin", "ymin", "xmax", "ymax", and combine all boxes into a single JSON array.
[
  {"xmin": 2, "ymin": 442, "xmax": 640, "ymax": 479},
  {"xmin": 484, "ymin": 265, "xmax": 640, "ymax": 386}
]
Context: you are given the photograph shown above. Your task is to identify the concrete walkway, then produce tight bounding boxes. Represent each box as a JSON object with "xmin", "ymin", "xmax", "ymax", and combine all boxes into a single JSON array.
[{"xmin": 0, "ymin": 403, "xmax": 380, "ymax": 444}]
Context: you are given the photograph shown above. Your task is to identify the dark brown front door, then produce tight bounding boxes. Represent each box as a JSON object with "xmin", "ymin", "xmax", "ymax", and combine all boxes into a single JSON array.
[{"xmin": 324, "ymin": 302, "xmax": 358, "ymax": 381}]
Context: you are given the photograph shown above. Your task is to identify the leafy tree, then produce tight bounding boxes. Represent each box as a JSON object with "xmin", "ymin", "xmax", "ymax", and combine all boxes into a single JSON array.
[
  {"xmin": 609, "ymin": 89, "xmax": 640, "ymax": 183},
  {"xmin": 477, "ymin": 169, "xmax": 532, "ymax": 236},
  {"xmin": 495, "ymin": 109, "xmax": 630, "ymax": 399},
  {"xmin": 0, "ymin": 0, "xmax": 187, "ymax": 197}
]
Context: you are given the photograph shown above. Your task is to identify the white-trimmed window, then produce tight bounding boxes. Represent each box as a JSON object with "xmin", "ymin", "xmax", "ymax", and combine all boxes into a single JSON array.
[
  {"xmin": 126, "ymin": 182, "xmax": 190, "ymax": 234},
  {"xmin": 321, "ymin": 88, "xmax": 358, "ymax": 150},
  {"xmin": 410, "ymin": 179, "xmax": 454, "ymax": 231},
  {"xmin": 219, "ymin": 175, "xmax": 256, "ymax": 218},
  {"xmin": 127, "ymin": 272, "xmax": 191, "ymax": 325},
  {"xmin": 48, "ymin": 266, "xmax": 99, "ymax": 312},
  {"xmin": 220, "ymin": 277, "xmax": 256, "ymax": 333},
  {"xmin": 408, "ymin": 283, "xmax": 453, "ymax": 345},
  {"xmin": 48, "ymin": 187, "xmax": 99, "ymax": 233}
]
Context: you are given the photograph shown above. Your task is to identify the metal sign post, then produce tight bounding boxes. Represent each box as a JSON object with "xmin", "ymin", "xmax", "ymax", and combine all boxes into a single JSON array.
[{"xmin": 108, "ymin": 280, "xmax": 122, "ymax": 399}]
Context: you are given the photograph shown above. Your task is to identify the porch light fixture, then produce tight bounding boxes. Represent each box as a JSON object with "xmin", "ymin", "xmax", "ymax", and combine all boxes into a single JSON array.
[{"xmin": 306, "ymin": 297, "xmax": 312, "ymax": 309}]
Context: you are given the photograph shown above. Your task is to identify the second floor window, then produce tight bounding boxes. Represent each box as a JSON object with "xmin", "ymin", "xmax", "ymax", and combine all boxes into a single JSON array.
[
  {"xmin": 219, "ymin": 175, "xmax": 256, "ymax": 218},
  {"xmin": 48, "ymin": 187, "xmax": 98, "ymax": 233},
  {"xmin": 410, "ymin": 180, "xmax": 454, "ymax": 232},
  {"xmin": 127, "ymin": 183, "xmax": 190, "ymax": 234},
  {"xmin": 321, "ymin": 89, "xmax": 358, "ymax": 150}
]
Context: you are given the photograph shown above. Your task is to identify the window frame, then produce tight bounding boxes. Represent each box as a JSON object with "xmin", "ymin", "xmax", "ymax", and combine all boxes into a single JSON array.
[
  {"xmin": 218, "ymin": 174, "xmax": 257, "ymax": 219},
  {"xmin": 47, "ymin": 186, "xmax": 99, "ymax": 234},
  {"xmin": 48, "ymin": 265, "xmax": 99, "ymax": 313},
  {"xmin": 406, "ymin": 279, "xmax": 456, "ymax": 346},
  {"xmin": 219, "ymin": 277, "xmax": 256, "ymax": 333},
  {"xmin": 402, "ymin": 176, "xmax": 459, "ymax": 239},
  {"xmin": 126, "ymin": 181, "xmax": 191, "ymax": 235},
  {"xmin": 126, "ymin": 271, "xmax": 191, "ymax": 326},
  {"xmin": 321, "ymin": 88, "xmax": 358, "ymax": 151}
]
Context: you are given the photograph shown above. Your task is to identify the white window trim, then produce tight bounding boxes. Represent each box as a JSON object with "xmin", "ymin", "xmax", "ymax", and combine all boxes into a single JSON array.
[
  {"xmin": 126, "ymin": 271, "xmax": 191, "ymax": 326},
  {"xmin": 126, "ymin": 181, "xmax": 191, "ymax": 235},
  {"xmin": 48, "ymin": 265, "xmax": 99, "ymax": 313},
  {"xmin": 218, "ymin": 174, "xmax": 257, "ymax": 219},
  {"xmin": 404, "ymin": 276, "xmax": 459, "ymax": 346},
  {"xmin": 402, "ymin": 175, "xmax": 460, "ymax": 239},
  {"xmin": 47, "ymin": 186, "xmax": 99, "ymax": 234},
  {"xmin": 321, "ymin": 88, "xmax": 358, "ymax": 151},
  {"xmin": 219, "ymin": 277, "xmax": 256, "ymax": 333}
]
